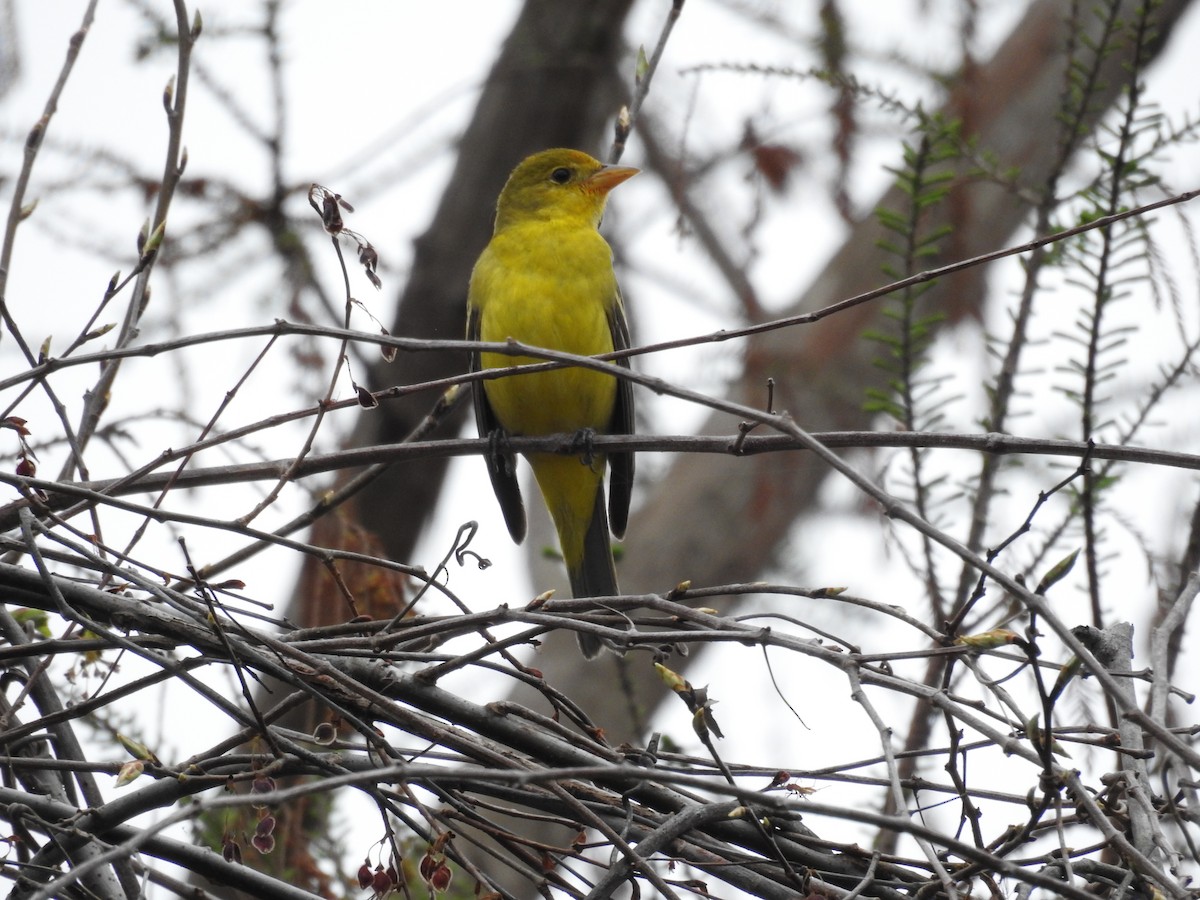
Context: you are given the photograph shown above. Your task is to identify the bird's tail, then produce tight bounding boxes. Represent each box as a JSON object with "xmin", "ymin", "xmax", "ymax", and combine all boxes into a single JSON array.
[
  {"xmin": 567, "ymin": 484, "xmax": 618, "ymax": 658},
  {"xmin": 529, "ymin": 453, "xmax": 618, "ymax": 658}
]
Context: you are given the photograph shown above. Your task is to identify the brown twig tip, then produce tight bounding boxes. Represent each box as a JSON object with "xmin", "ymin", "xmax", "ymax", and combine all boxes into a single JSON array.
[
  {"xmin": 308, "ymin": 184, "xmax": 382, "ymax": 289},
  {"xmin": 731, "ymin": 377, "xmax": 775, "ymax": 454},
  {"xmin": 358, "ymin": 243, "xmax": 381, "ymax": 290},
  {"xmin": 609, "ymin": 0, "xmax": 686, "ymax": 162},
  {"xmin": 308, "ymin": 183, "xmax": 350, "ymax": 235}
]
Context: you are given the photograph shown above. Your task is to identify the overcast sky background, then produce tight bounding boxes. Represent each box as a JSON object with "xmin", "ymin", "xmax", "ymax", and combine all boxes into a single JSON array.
[{"xmin": 3, "ymin": 0, "xmax": 1200, "ymax": 888}]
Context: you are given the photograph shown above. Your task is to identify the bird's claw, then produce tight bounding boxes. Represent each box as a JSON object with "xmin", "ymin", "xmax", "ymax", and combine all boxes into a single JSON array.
[{"xmin": 568, "ymin": 427, "xmax": 598, "ymax": 466}]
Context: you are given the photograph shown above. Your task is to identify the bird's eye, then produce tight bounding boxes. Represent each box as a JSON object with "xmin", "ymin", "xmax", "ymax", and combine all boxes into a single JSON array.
[{"xmin": 550, "ymin": 167, "xmax": 572, "ymax": 184}]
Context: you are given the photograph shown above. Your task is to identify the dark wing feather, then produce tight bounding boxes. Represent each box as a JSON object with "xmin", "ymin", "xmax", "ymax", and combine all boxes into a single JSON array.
[
  {"xmin": 606, "ymin": 291, "xmax": 635, "ymax": 538},
  {"xmin": 467, "ymin": 305, "xmax": 527, "ymax": 542}
]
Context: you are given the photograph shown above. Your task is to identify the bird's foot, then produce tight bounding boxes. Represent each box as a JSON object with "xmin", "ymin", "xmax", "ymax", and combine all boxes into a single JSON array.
[{"xmin": 568, "ymin": 427, "xmax": 599, "ymax": 466}]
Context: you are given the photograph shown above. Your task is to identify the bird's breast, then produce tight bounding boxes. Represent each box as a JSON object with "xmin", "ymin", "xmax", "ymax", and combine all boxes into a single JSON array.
[{"xmin": 471, "ymin": 225, "xmax": 619, "ymax": 436}]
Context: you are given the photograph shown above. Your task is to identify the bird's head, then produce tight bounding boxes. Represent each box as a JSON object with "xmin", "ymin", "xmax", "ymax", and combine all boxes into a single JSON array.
[{"xmin": 493, "ymin": 148, "xmax": 639, "ymax": 231}]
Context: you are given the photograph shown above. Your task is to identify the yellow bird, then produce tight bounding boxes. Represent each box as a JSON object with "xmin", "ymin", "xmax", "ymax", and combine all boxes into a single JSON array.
[{"xmin": 467, "ymin": 149, "xmax": 637, "ymax": 658}]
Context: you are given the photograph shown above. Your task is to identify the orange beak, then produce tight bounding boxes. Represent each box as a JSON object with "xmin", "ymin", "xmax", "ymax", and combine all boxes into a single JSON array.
[{"xmin": 584, "ymin": 165, "xmax": 639, "ymax": 195}]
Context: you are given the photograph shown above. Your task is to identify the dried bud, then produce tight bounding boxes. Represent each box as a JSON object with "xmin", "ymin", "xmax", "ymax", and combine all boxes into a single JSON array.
[
  {"xmin": 751, "ymin": 143, "xmax": 803, "ymax": 192},
  {"xmin": 356, "ymin": 385, "xmax": 379, "ymax": 409},
  {"xmin": 250, "ymin": 775, "xmax": 276, "ymax": 808},
  {"xmin": 765, "ymin": 771, "xmax": 790, "ymax": 789},
  {"xmin": 359, "ymin": 244, "xmax": 381, "ymax": 289},
  {"xmin": 428, "ymin": 863, "xmax": 452, "ymax": 893},
  {"xmin": 380, "ymin": 328, "xmax": 397, "ymax": 362},
  {"xmin": 419, "ymin": 854, "xmax": 438, "ymax": 884},
  {"xmin": 26, "ymin": 116, "xmax": 47, "ymax": 152},
  {"xmin": 308, "ymin": 184, "xmax": 345, "ymax": 234},
  {"xmin": 222, "ymin": 838, "xmax": 242, "ymax": 864},
  {"xmin": 372, "ymin": 866, "xmax": 391, "ymax": 894}
]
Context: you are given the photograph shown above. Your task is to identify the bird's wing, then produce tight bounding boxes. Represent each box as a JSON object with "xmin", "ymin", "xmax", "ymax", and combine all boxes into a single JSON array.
[
  {"xmin": 467, "ymin": 304, "xmax": 527, "ymax": 543},
  {"xmin": 606, "ymin": 290, "xmax": 635, "ymax": 539}
]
